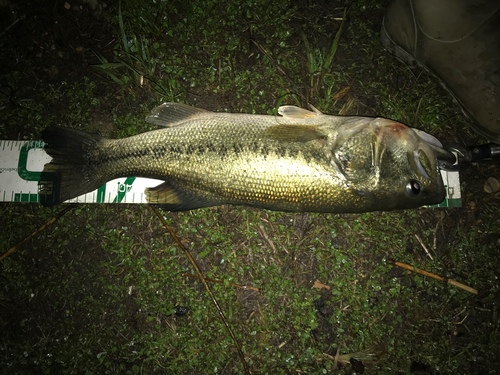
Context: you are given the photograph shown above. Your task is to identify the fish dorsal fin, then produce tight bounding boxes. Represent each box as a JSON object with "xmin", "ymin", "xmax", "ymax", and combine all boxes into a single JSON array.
[
  {"xmin": 278, "ymin": 105, "xmax": 322, "ymax": 119},
  {"xmin": 146, "ymin": 102, "xmax": 210, "ymax": 127},
  {"xmin": 264, "ymin": 124, "xmax": 327, "ymax": 142}
]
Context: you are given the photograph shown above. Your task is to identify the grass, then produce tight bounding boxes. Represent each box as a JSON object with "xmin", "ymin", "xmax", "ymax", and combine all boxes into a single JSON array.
[{"xmin": 1, "ymin": 0, "xmax": 499, "ymax": 374}]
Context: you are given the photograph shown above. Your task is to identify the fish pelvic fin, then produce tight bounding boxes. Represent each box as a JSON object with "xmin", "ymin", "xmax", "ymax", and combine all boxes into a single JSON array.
[
  {"xmin": 145, "ymin": 182, "xmax": 218, "ymax": 211},
  {"xmin": 146, "ymin": 102, "xmax": 210, "ymax": 127},
  {"xmin": 39, "ymin": 127, "xmax": 106, "ymax": 206}
]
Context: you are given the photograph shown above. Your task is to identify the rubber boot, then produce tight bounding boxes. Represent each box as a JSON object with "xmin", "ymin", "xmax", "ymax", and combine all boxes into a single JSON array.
[{"xmin": 381, "ymin": 0, "xmax": 500, "ymax": 142}]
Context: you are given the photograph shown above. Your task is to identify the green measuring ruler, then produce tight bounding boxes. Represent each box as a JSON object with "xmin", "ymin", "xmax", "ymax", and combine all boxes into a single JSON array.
[{"xmin": 0, "ymin": 140, "xmax": 163, "ymax": 204}]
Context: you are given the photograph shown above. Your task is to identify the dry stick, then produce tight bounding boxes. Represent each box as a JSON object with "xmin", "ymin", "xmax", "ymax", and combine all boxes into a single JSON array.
[
  {"xmin": 257, "ymin": 225, "xmax": 277, "ymax": 254},
  {"xmin": 149, "ymin": 205, "xmax": 251, "ymax": 375},
  {"xmin": 0, "ymin": 18, "xmax": 20, "ymax": 38},
  {"xmin": 251, "ymin": 40, "xmax": 288, "ymax": 78},
  {"xmin": 387, "ymin": 260, "xmax": 478, "ymax": 295},
  {"xmin": 0, "ymin": 203, "xmax": 78, "ymax": 262},
  {"xmin": 333, "ymin": 345, "xmax": 341, "ymax": 370},
  {"xmin": 180, "ymin": 272, "xmax": 260, "ymax": 292},
  {"xmin": 414, "ymin": 234, "xmax": 433, "ymax": 260}
]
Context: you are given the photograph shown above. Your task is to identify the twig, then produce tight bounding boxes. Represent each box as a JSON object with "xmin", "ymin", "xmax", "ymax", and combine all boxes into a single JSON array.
[
  {"xmin": 453, "ymin": 313, "xmax": 469, "ymax": 325},
  {"xmin": 251, "ymin": 40, "xmax": 288, "ymax": 78},
  {"xmin": 0, "ymin": 18, "xmax": 20, "ymax": 38},
  {"xmin": 0, "ymin": 203, "xmax": 77, "ymax": 261},
  {"xmin": 149, "ymin": 205, "xmax": 251, "ymax": 375},
  {"xmin": 333, "ymin": 344, "xmax": 341, "ymax": 370},
  {"xmin": 180, "ymin": 272, "xmax": 260, "ymax": 292},
  {"xmin": 266, "ymin": 217, "xmax": 288, "ymax": 254},
  {"xmin": 257, "ymin": 225, "xmax": 277, "ymax": 254},
  {"xmin": 414, "ymin": 234, "xmax": 433, "ymax": 260},
  {"xmin": 387, "ymin": 260, "xmax": 478, "ymax": 295},
  {"xmin": 337, "ymin": 96, "xmax": 355, "ymax": 115}
]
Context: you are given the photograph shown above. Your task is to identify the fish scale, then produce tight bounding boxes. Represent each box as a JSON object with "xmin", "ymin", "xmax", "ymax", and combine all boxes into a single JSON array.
[{"xmin": 38, "ymin": 102, "xmax": 450, "ymax": 212}]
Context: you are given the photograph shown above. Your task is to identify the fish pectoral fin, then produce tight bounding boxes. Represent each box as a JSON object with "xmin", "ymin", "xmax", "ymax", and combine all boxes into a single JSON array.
[
  {"xmin": 264, "ymin": 124, "xmax": 327, "ymax": 142},
  {"xmin": 278, "ymin": 105, "xmax": 322, "ymax": 118},
  {"xmin": 145, "ymin": 182, "xmax": 217, "ymax": 211},
  {"xmin": 146, "ymin": 102, "xmax": 210, "ymax": 127}
]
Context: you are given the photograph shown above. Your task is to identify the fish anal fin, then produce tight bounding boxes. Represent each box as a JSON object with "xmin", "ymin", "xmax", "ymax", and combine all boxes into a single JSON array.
[
  {"xmin": 146, "ymin": 102, "xmax": 210, "ymax": 127},
  {"xmin": 264, "ymin": 124, "xmax": 327, "ymax": 142},
  {"xmin": 145, "ymin": 182, "xmax": 217, "ymax": 211},
  {"xmin": 146, "ymin": 182, "xmax": 183, "ymax": 204}
]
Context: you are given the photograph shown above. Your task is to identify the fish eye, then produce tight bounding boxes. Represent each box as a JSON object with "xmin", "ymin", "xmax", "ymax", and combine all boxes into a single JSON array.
[{"xmin": 406, "ymin": 180, "xmax": 421, "ymax": 196}]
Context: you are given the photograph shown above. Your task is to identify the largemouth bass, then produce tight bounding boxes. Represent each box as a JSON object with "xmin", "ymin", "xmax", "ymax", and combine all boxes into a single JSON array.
[{"xmin": 39, "ymin": 103, "xmax": 453, "ymax": 212}]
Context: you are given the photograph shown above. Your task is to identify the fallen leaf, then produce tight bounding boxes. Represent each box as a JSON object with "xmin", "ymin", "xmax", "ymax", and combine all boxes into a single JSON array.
[
  {"xmin": 332, "ymin": 86, "xmax": 350, "ymax": 101},
  {"xmin": 313, "ymin": 279, "xmax": 330, "ymax": 290},
  {"xmin": 484, "ymin": 177, "xmax": 500, "ymax": 193}
]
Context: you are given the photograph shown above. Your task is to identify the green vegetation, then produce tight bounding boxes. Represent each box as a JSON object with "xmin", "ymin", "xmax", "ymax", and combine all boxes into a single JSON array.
[{"xmin": 0, "ymin": 0, "xmax": 498, "ymax": 374}]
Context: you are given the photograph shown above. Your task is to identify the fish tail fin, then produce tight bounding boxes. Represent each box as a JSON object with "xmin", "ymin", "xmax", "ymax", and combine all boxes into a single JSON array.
[{"xmin": 39, "ymin": 126, "xmax": 106, "ymax": 206}]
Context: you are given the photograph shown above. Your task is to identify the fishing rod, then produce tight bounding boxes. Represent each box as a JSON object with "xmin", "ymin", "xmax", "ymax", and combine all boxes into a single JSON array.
[{"xmin": 439, "ymin": 143, "xmax": 500, "ymax": 171}]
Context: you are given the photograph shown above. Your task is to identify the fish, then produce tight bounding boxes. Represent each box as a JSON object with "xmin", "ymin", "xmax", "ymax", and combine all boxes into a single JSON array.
[{"xmin": 38, "ymin": 102, "xmax": 453, "ymax": 212}]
